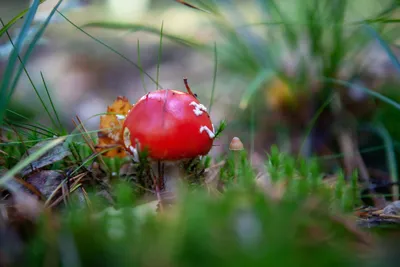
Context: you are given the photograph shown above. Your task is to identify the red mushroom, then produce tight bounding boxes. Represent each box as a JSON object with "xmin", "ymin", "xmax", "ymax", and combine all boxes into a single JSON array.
[{"xmin": 122, "ymin": 78, "xmax": 215, "ymax": 197}]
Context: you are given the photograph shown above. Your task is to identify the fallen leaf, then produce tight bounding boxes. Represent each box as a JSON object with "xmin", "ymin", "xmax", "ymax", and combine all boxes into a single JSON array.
[
  {"xmin": 381, "ymin": 200, "xmax": 400, "ymax": 215},
  {"xmin": 25, "ymin": 170, "xmax": 64, "ymax": 199},
  {"xmin": 3, "ymin": 177, "xmax": 44, "ymax": 220},
  {"xmin": 20, "ymin": 140, "xmax": 71, "ymax": 176},
  {"xmin": 97, "ymin": 96, "xmax": 133, "ymax": 158}
]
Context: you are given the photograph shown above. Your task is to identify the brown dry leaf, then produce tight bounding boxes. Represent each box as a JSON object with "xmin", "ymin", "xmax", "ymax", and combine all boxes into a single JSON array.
[
  {"xmin": 25, "ymin": 170, "xmax": 64, "ymax": 199},
  {"xmin": 97, "ymin": 96, "xmax": 133, "ymax": 158},
  {"xmin": 20, "ymin": 140, "xmax": 71, "ymax": 176}
]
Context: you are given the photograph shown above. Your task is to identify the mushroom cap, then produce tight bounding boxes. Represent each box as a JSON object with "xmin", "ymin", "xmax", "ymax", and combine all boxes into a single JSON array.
[
  {"xmin": 122, "ymin": 89, "xmax": 215, "ymax": 161},
  {"xmin": 229, "ymin": 137, "xmax": 244, "ymax": 151}
]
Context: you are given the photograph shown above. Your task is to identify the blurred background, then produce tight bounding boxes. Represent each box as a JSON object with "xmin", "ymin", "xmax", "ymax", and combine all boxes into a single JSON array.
[{"xmin": 2, "ymin": 0, "xmax": 400, "ymax": 177}]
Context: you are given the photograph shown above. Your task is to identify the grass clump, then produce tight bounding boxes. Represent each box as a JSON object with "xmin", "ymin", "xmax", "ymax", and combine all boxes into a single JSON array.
[{"xmin": 18, "ymin": 149, "xmax": 370, "ymax": 267}]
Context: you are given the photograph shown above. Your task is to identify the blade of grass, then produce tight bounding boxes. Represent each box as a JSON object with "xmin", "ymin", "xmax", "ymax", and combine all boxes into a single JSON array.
[
  {"xmin": 239, "ymin": 69, "xmax": 274, "ymax": 110},
  {"xmin": 5, "ymin": 109, "xmax": 56, "ymax": 135},
  {"xmin": 4, "ymin": 119, "xmax": 57, "ymax": 137},
  {"xmin": 0, "ymin": 0, "xmax": 41, "ymax": 124},
  {"xmin": 0, "ymin": 137, "xmax": 66, "ymax": 186},
  {"xmin": 68, "ymin": 148, "xmax": 115, "ymax": 177},
  {"xmin": 156, "ymin": 21, "xmax": 164, "ymax": 90},
  {"xmin": 58, "ymin": 14, "xmax": 163, "ymax": 89},
  {"xmin": 364, "ymin": 24, "xmax": 400, "ymax": 74},
  {"xmin": 82, "ymin": 22, "xmax": 203, "ymax": 48},
  {"xmin": 175, "ymin": 0, "xmax": 210, "ymax": 12},
  {"xmin": 41, "ymin": 72, "xmax": 65, "ymax": 134},
  {"xmin": 326, "ymin": 78, "xmax": 400, "ymax": 111},
  {"xmin": 261, "ymin": 0, "xmax": 298, "ymax": 48},
  {"xmin": 137, "ymin": 40, "xmax": 147, "ymax": 93},
  {"xmin": 0, "ymin": 128, "xmax": 106, "ymax": 147},
  {"xmin": 317, "ymin": 144, "xmax": 387, "ymax": 160},
  {"xmin": 250, "ymin": 105, "xmax": 255, "ymax": 164},
  {"xmin": 326, "ymin": 0, "xmax": 347, "ymax": 77},
  {"xmin": 377, "ymin": 124, "xmax": 399, "ymax": 201},
  {"xmin": 8, "ymin": 0, "xmax": 64, "ymax": 103},
  {"xmin": 305, "ymin": 0, "xmax": 324, "ymax": 61},
  {"xmin": 208, "ymin": 42, "xmax": 218, "ymax": 114},
  {"xmin": 299, "ymin": 93, "xmax": 334, "ymax": 158},
  {"xmin": 2, "ymin": 23, "xmax": 60, "ymax": 132},
  {"xmin": 0, "ymin": 0, "xmax": 48, "ymax": 37},
  {"xmin": 361, "ymin": 123, "xmax": 398, "ymax": 201}
]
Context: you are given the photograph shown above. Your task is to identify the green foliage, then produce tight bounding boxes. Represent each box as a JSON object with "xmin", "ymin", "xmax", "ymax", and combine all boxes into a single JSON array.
[{"xmin": 19, "ymin": 159, "xmax": 364, "ymax": 267}]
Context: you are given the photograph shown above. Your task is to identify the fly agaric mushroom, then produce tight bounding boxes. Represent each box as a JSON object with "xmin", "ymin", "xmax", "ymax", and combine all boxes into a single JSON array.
[{"xmin": 122, "ymin": 78, "xmax": 215, "ymax": 195}]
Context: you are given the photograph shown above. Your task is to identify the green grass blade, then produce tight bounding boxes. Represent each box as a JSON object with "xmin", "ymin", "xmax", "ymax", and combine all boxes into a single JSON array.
[
  {"xmin": 156, "ymin": 21, "xmax": 164, "ymax": 91},
  {"xmin": 0, "ymin": 0, "xmax": 41, "ymax": 124},
  {"xmin": 361, "ymin": 123, "xmax": 398, "ymax": 199},
  {"xmin": 326, "ymin": 78, "xmax": 400, "ymax": 111},
  {"xmin": 58, "ymin": 13, "xmax": 162, "ymax": 89},
  {"xmin": 41, "ymin": 72, "xmax": 65, "ymax": 134},
  {"xmin": 239, "ymin": 69, "xmax": 274, "ymax": 110},
  {"xmin": 136, "ymin": 40, "xmax": 147, "ymax": 93},
  {"xmin": 364, "ymin": 24, "xmax": 400, "ymax": 74},
  {"xmin": 298, "ymin": 93, "xmax": 334, "ymax": 158},
  {"xmin": 68, "ymin": 148, "xmax": 115, "ymax": 177},
  {"xmin": 0, "ymin": 137, "xmax": 66, "ymax": 186},
  {"xmin": 327, "ymin": 0, "xmax": 347, "ymax": 76},
  {"xmin": 2, "ymin": 26, "xmax": 60, "ymax": 132},
  {"xmin": 208, "ymin": 42, "xmax": 218, "ymax": 114},
  {"xmin": 262, "ymin": 0, "xmax": 298, "ymax": 48},
  {"xmin": 82, "ymin": 22, "xmax": 204, "ymax": 48},
  {"xmin": 5, "ymin": 109, "xmax": 56, "ymax": 134},
  {"xmin": 4, "ymin": 119, "xmax": 56, "ymax": 137},
  {"xmin": 0, "ymin": 129, "xmax": 104, "ymax": 147},
  {"xmin": 0, "ymin": 0, "xmax": 48, "ymax": 37},
  {"xmin": 8, "ymin": 0, "xmax": 64, "ymax": 102},
  {"xmin": 375, "ymin": 125, "xmax": 398, "ymax": 194},
  {"xmin": 250, "ymin": 105, "xmax": 256, "ymax": 160}
]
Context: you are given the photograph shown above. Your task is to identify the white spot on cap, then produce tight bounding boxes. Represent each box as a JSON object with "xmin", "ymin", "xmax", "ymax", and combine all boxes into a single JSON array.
[
  {"xmin": 190, "ymin": 101, "xmax": 208, "ymax": 116},
  {"xmin": 200, "ymin": 125, "xmax": 215, "ymax": 139}
]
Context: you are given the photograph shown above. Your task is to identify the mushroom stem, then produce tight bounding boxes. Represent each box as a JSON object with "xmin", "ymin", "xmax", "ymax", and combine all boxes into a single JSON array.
[
  {"xmin": 162, "ymin": 163, "xmax": 184, "ymax": 193},
  {"xmin": 152, "ymin": 161, "xmax": 164, "ymax": 211},
  {"xmin": 151, "ymin": 161, "xmax": 184, "ymax": 202}
]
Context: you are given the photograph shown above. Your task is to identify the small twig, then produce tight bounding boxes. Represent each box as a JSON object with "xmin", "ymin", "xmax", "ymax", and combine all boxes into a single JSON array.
[
  {"xmin": 183, "ymin": 77, "xmax": 195, "ymax": 97},
  {"xmin": 73, "ymin": 116, "xmax": 96, "ymax": 152},
  {"xmin": 44, "ymin": 172, "xmax": 87, "ymax": 208},
  {"xmin": 73, "ymin": 116, "xmax": 109, "ymax": 174},
  {"xmin": 61, "ymin": 182, "xmax": 70, "ymax": 207}
]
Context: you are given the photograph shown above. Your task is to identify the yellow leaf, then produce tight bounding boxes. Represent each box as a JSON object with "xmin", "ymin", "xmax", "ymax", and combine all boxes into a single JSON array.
[{"xmin": 97, "ymin": 96, "xmax": 133, "ymax": 158}]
